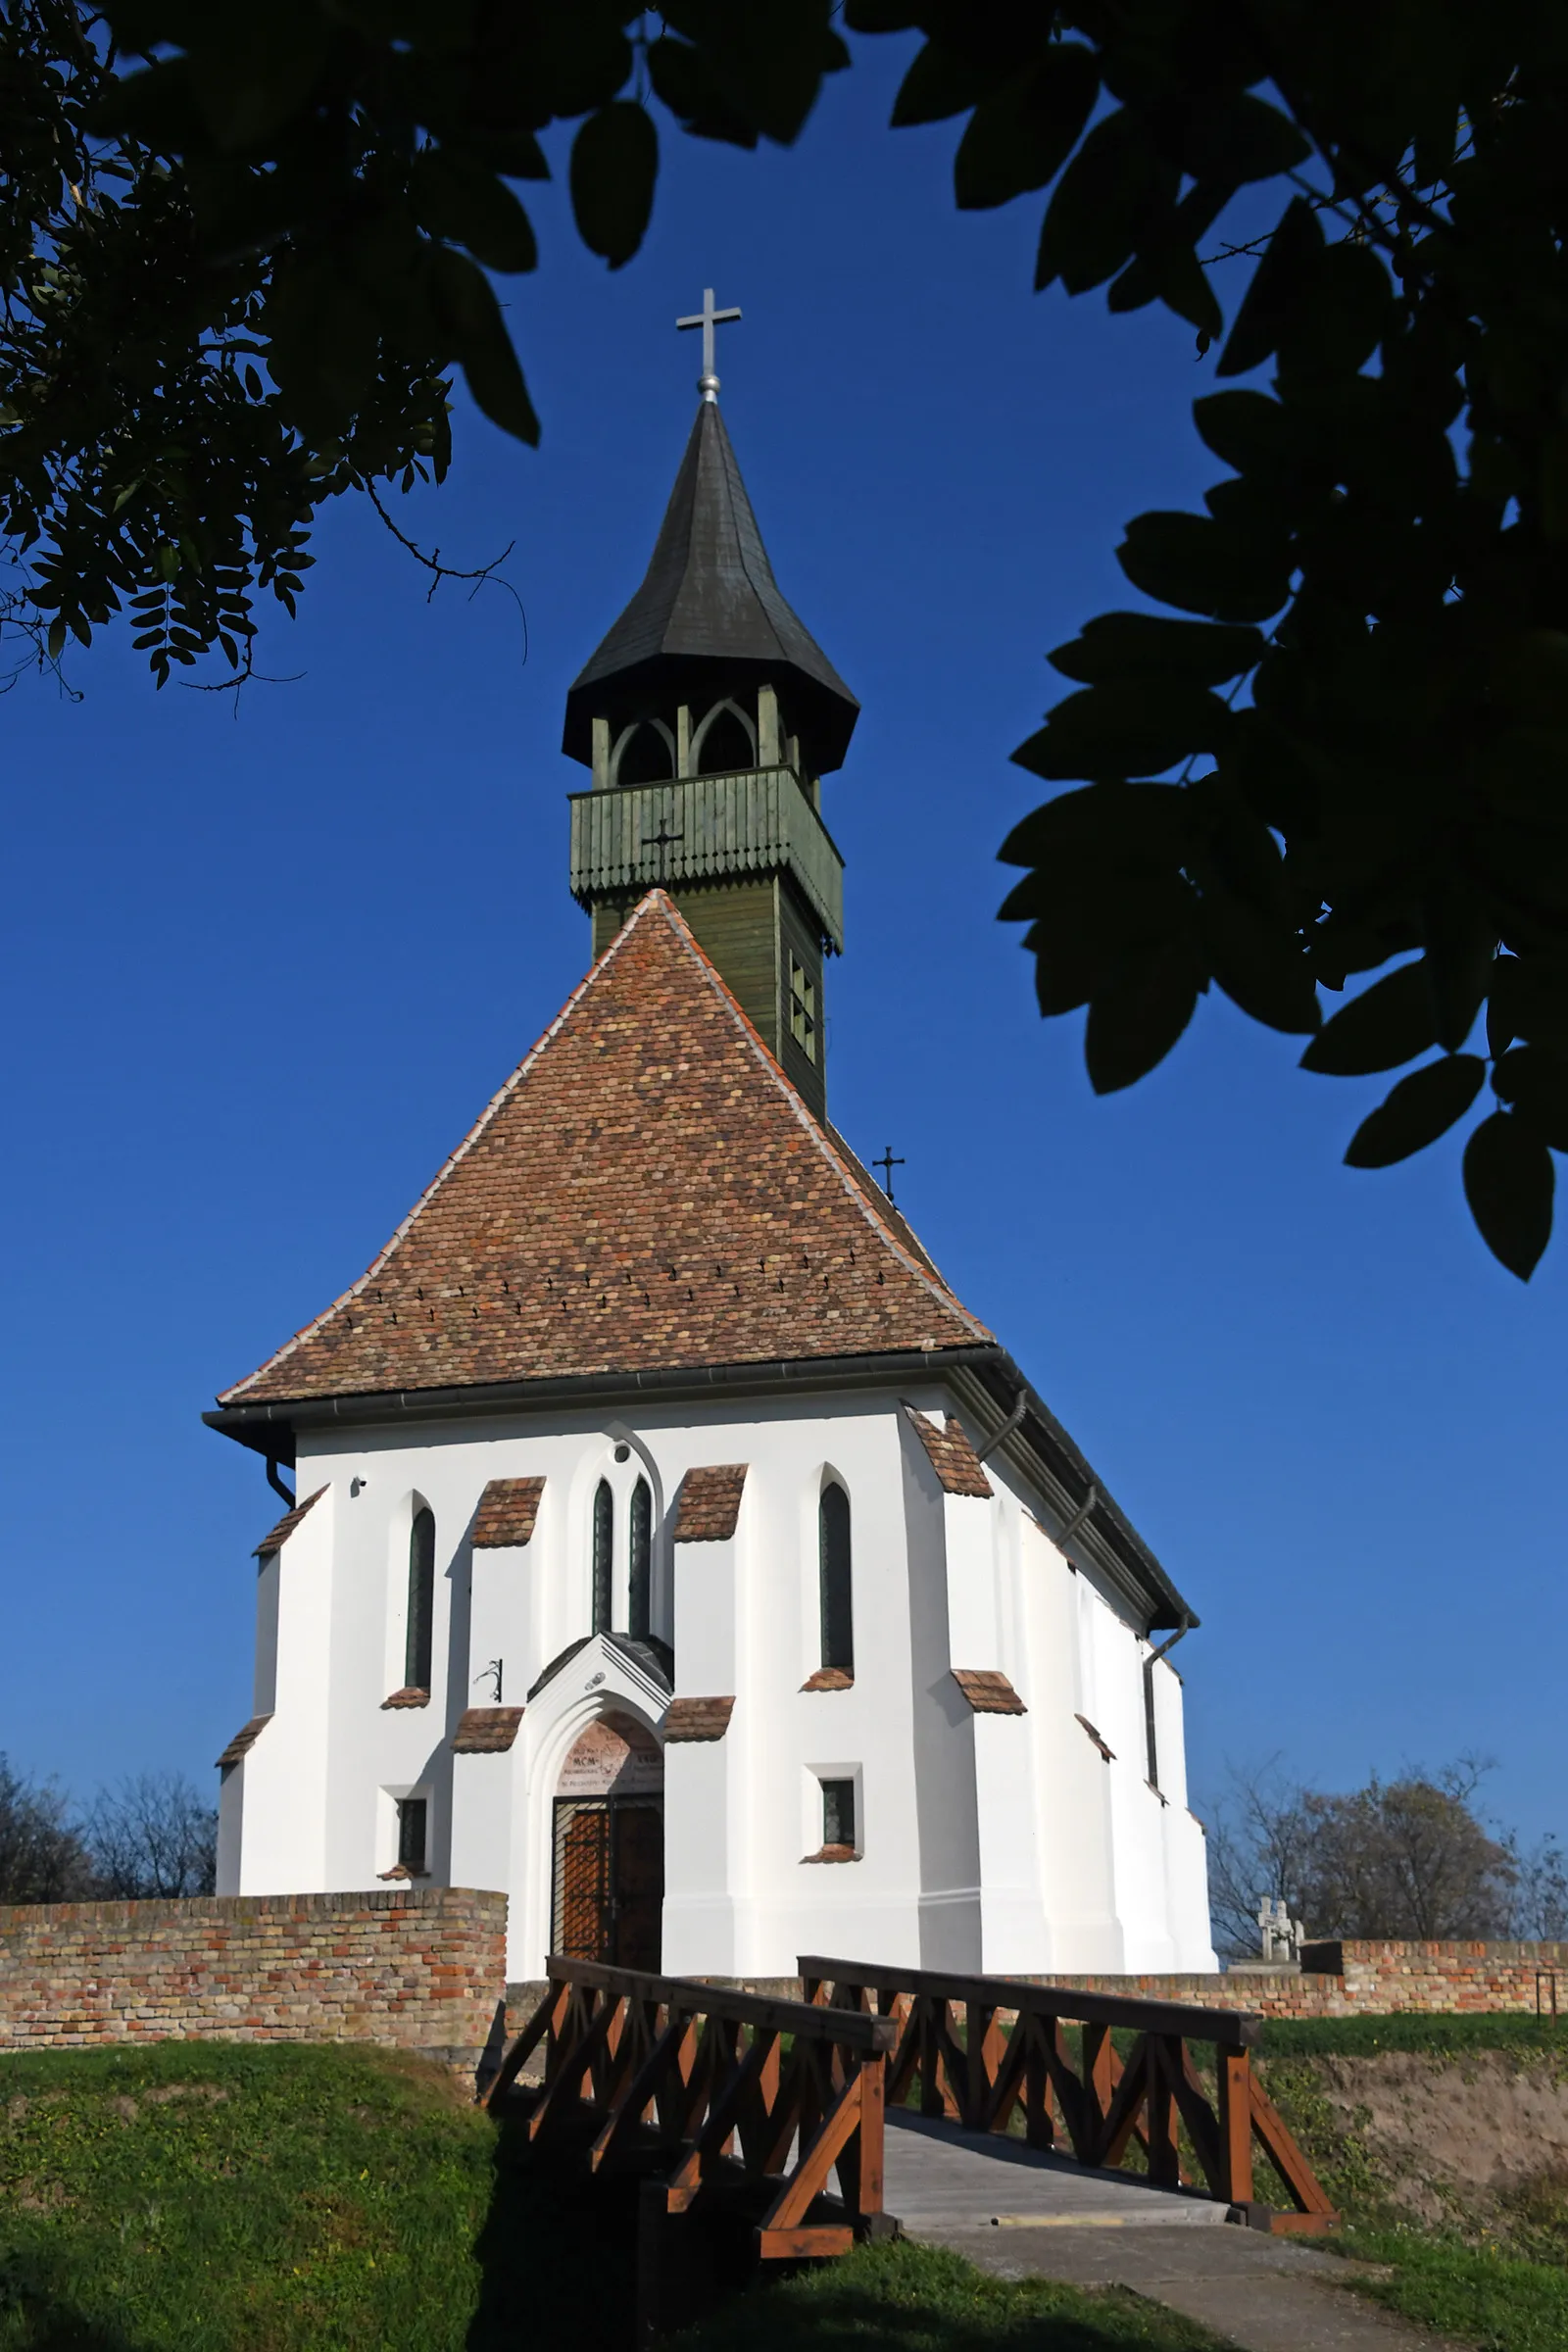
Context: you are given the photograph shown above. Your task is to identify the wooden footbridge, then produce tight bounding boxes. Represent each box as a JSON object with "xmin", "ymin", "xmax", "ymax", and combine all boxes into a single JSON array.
[{"xmin": 489, "ymin": 1955, "xmax": 1337, "ymax": 2337}]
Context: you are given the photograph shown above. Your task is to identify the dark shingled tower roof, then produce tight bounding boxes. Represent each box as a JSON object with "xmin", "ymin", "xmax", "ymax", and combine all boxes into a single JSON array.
[{"xmin": 563, "ymin": 400, "xmax": 859, "ymax": 775}]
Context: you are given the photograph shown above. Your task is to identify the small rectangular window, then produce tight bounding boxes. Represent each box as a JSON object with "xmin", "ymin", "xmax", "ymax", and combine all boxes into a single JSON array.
[
  {"xmin": 788, "ymin": 956, "xmax": 817, "ymax": 1064},
  {"xmin": 397, "ymin": 1795, "xmax": 428, "ymax": 1877},
  {"xmin": 821, "ymin": 1777, "xmax": 856, "ymax": 1851}
]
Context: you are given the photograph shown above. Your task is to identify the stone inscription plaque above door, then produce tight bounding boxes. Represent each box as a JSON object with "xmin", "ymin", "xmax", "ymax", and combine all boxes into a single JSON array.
[{"xmin": 556, "ymin": 1712, "xmax": 663, "ymax": 1798}]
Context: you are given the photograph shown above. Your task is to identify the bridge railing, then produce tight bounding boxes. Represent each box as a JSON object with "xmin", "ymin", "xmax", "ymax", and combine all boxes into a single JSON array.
[
  {"xmin": 799, "ymin": 1954, "xmax": 1337, "ymax": 2233},
  {"xmin": 489, "ymin": 1956, "xmax": 897, "ymax": 2260}
]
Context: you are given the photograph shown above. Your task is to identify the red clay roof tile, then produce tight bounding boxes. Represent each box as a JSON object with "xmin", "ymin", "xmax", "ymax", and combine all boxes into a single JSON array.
[
  {"xmin": 664, "ymin": 1696, "xmax": 735, "ymax": 1740},
  {"xmin": 471, "ymin": 1477, "xmax": 546, "ymax": 1547},
  {"xmin": 952, "ymin": 1670, "xmax": 1026, "ymax": 1715},
  {"xmin": 220, "ymin": 894, "xmax": 989, "ymax": 1408},
  {"xmin": 671, "ymin": 1465, "xmax": 748, "ymax": 1541},
  {"xmin": 906, "ymin": 1409, "xmax": 993, "ymax": 1499},
  {"xmin": 253, "ymin": 1486, "xmax": 326, "ymax": 1556},
  {"xmin": 216, "ymin": 1714, "xmax": 271, "ymax": 1767},
  {"xmin": 451, "ymin": 1706, "xmax": 524, "ymax": 1753}
]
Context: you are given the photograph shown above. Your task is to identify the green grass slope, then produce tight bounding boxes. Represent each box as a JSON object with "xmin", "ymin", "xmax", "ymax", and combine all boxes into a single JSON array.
[
  {"xmin": 0, "ymin": 2041, "xmax": 1222, "ymax": 2352},
  {"xmin": 1259, "ymin": 2013, "xmax": 1568, "ymax": 2063}
]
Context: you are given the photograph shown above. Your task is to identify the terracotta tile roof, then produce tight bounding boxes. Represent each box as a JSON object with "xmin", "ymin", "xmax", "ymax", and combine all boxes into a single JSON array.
[
  {"xmin": 253, "ymin": 1485, "xmax": 326, "ymax": 1556},
  {"xmin": 663, "ymin": 1696, "xmax": 734, "ymax": 1741},
  {"xmin": 471, "ymin": 1477, "xmax": 546, "ymax": 1548},
  {"xmin": 219, "ymin": 893, "xmax": 990, "ymax": 1409},
  {"xmin": 906, "ymin": 1409, "xmax": 993, "ymax": 1499},
  {"xmin": 671, "ymin": 1464, "xmax": 748, "ymax": 1542},
  {"xmin": 452, "ymin": 1706, "xmax": 524, "ymax": 1753},
  {"xmin": 952, "ymin": 1670, "xmax": 1026, "ymax": 1715},
  {"xmin": 216, "ymin": 1714, "xmax": 271, "ymax": 1767},
  {"xmin": 800, "ymin": 1666, "xmax": 854, "ymax": 1692},
  {"xmin": 826, "ymin": 1126, "xmax": 944, "ymax": 1281},
  {"xmin": 381, "ymin": 1686, "xmax": 429, "ymax": 1709}
]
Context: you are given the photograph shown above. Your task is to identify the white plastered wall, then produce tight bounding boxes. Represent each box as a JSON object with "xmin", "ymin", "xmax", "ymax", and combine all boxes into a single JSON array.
[
  {"xmin": 232, "ymin": 1489, "xmax": 334, "ymax": 1892},
  {"xmin": 226, "ymin": 1381, "xmax": 1215, "ymax": 1980}
]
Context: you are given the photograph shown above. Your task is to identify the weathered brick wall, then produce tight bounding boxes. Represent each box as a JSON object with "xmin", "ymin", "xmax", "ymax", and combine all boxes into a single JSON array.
[
  {"xmin": 0, "ymin": 1887, "xmax": 507, "ymax": 2057},
  {"xmin": 1297, "ymin": 1938, "xmax": 1568, "ymax": 2015}
]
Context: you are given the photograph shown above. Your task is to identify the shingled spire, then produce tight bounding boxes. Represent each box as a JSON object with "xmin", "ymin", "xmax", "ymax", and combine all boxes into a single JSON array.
[
  {"xmin": 563, "ymin": 398, "xmax": 859, "ymax": 780},
  {"xmin": 564, "ymin": 330, "xmax": 858, "ymax": 1124}
]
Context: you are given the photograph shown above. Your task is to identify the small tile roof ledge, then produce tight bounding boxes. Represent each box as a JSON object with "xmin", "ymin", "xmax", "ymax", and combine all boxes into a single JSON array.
[
  {"xmin": 953, "ymin": 1670, "xmax": 1026, "ymax": 1715},
  {"xmin": 664, "ymin": 1696, "xmax": 735, "ymax": 1741},
  {"xmin": 452, "ymin": 1706, "xmax": 524, "ymax": 1753}
]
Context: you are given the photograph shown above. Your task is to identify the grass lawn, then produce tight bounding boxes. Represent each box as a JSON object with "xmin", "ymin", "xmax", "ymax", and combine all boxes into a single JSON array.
[
  {"xmin": 1338, "ymin": 2228, "xmax": 1568, "ymax": 2352},
  {"xmin": 1257, "ymin": 2012, "xmax": 1568, "ymax": 2064},
  {"xmin": 685, "ymin": 2239, "xmax": 1223, "ymax": 2352},
  {"xmin": 0, "ymin": 2040, "xmax": 1223, "ymax": 2352}
]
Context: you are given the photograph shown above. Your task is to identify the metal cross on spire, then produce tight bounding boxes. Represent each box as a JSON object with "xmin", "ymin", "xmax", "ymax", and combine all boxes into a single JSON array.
[
  {"xmin": 676, "ymin": 286, "xmax": 742, "ymax": 402},
  {"xmin": 873, "ymin": 1147, "xmax": 906, "ymax": 1205}
]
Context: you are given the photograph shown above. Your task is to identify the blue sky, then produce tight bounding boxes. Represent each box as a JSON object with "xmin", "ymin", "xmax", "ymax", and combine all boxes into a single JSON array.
[{"xmin": 2, "ymin": 37, "xmax": 1560, "ymax": 1862}]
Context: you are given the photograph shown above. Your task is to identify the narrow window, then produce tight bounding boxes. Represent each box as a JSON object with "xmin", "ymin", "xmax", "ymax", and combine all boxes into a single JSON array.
[
  {"xmin": 592, "ymin": 1479, "xmax": 613, "ymax": 1635},
  {"xmin": 818, "ymin": 1484, "xmax": 854, "ymax": 1674},
  {"xmin": 628, "ymin": 1477, "xmax": 652, "ymax": 1640},
  {"xmin": 1144, "ymin": 1660, "xmax": 1159, "ymax": 1789},
  {"xmin": 397, "ymin": 1795, "xmax": 428, "ymax": 1877},
  {"xmin": 821, "ymin": 1778, "xmax": 857, "ymax": 1852},
  {"xmin": 405, "ymin": 1506, "xmax": 435, "ymax": 1690},
  {"xmin": 788, "ymin": 956, "xmax": 817, "ymax": 1063}
]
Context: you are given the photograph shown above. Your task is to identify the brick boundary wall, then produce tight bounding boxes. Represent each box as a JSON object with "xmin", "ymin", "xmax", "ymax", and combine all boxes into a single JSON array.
[
  {"xmin": 1296, "ymin": 1938, "xmax": 1568, "ymax": 2015},
  {"xmin": 505, "ymin": 1941, "xmax": 1568, "ymax": 2036},
  {"xmin": 0, "ymin": 1887, "xmax": 508, "ymax": 2061}
]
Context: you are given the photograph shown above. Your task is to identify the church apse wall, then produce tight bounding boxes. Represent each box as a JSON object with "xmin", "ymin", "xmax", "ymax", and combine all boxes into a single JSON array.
[{"xmin": 211, "ymin": 1373, "xmax": 1219, "ymax": 1987}]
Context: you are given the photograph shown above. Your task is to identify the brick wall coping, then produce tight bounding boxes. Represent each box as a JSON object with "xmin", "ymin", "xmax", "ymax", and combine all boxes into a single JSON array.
[
  {"xmin": 1303, "ymin": 1937, "xmax": 1568, "ymax": 1968},
  {"xmin": 0, "ymin": 1886, "xmax": 508, "ymax": 1933}
]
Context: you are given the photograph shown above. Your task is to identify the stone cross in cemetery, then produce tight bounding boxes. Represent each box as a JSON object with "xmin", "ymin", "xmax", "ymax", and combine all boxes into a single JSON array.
[{"xmin": 1257, "ymin": 1895, "xmax": 1306, "ymax": 1964}]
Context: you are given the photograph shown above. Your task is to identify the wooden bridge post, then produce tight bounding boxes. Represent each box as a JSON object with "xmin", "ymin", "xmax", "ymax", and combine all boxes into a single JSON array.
[
  {"xmin": 1146, "ymin": 2038, "xmax": 1180, "ymax": 2188},
  {"xmin": 1216, "ymin": 2041, "xmax": 1253, "ymax": 2205}
]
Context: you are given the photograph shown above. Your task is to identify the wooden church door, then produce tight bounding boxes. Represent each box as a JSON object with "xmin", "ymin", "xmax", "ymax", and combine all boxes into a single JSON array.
[{"xmin": 552, "ymin": 1715, "xmax": 664, "ymax": 1969}]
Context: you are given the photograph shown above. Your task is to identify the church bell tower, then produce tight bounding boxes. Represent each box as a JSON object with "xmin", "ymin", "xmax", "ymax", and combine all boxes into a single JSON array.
[{"xmin": 563, "ymin": 291, "xmax": 858, "ymax": 1122}]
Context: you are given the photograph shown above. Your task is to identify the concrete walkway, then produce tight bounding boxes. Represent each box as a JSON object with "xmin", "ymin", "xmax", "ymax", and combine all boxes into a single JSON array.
[{"xmin": 884, "ymin": 2112, "xmax": 1463, "ymax": 2352}]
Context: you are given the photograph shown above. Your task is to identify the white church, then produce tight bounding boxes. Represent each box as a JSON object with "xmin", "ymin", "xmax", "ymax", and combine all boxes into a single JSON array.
[{"xmin": 209, "ymin": 307, "xmax": 1217, "ymax": 1986}]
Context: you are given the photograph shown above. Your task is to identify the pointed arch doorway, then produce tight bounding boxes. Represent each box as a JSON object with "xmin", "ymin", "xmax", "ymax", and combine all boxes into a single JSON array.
[{"xmin": 551, "ymin": 1713, "xmax": 664, "ymax": 1970}]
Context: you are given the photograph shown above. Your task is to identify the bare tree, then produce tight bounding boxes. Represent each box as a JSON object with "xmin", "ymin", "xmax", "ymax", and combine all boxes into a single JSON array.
[
  {"xmin": 1207, "ymin": 1756, "xmax": 1535, "ymax": 1956},
  {"xmin": 86, "ymin": 1772, "xmax": 217, "ymax": 1900},
  {"xmin": 1205, "ymin": 1757, "xmax": 1322, "ymax": 1958},
  {"xmin": 1508, "ymin": 1834, "xmax": 1568, "ymax": 1942},
  {"xmin": 0, "ymin": 1754, "xmax": 95, "ymax": 1902}
]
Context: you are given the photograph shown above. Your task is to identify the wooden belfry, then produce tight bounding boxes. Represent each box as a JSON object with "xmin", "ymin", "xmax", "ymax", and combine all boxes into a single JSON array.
[{"xmin": 563, "ymin": 292, "xmax": 860, "ymax": 1122}]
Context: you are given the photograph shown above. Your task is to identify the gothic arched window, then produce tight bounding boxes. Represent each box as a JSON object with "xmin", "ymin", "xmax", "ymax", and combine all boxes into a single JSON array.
[
  {"xmin": 615, "ymin": 718, "xmax": 676, "ymax": 787},
  {"xmin": 592, "ymin": 1480, "xmax": 614, "ymax": 1635},
  {"xmin": 628, "ymin": 1477, "xmax": 653, "ymax": 1640},
  {"xmin": 406, "ymin": 1505, "xmax": 436, "ymax": 1691},
  {"xmin": 693, "ymin": 700, "xmax": 757, "ymax": 776},
  {"xmin": 818, "ymin": 1484, "xmax": 854, "ymax": 1675}
]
